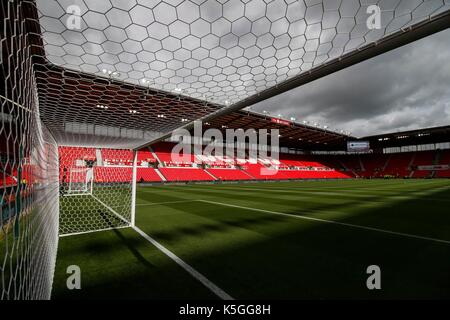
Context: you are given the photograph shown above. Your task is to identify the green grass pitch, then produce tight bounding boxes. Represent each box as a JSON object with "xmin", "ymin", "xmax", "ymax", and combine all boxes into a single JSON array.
[{"xmin": 52, "ymin": 179, "xmax": 450, "ymax": 299}]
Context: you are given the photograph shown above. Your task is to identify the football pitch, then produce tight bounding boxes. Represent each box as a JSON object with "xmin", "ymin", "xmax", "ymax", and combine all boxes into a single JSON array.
[{"xmin": 52, "ymin": 179, "xmax": 450, "ymax": 299}]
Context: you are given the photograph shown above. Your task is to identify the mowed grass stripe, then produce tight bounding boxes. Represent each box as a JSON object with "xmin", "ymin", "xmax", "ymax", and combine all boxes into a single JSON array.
[
  {"xmin": 133, "ymin": 225, "xmax": 234, "ymax": 300},
  {"xmin": 137, "ymin": 180, "xmax": 450, "ymax": 241},
  {"xmin": 165, "ymin": 182, "xmax": 450, "ymax": 203},
  {"xmin": 139, "ymin": 181, "xmax": 450, "ymax": 210},
  {"xmin": 139, "ymin": 186, "xmax": 412, "ymax": 213},
  {"xmin": 135, "ymin": 182, "xmax": 450, "ymax": 299},
  {"xmin": 140, "ymin": 179, "xmax": 447, "ymax": 196},
  {"xmin": 172, "ymin": 179, "xmax": 449, "ymax": 194},
  {"xmin": 170, "ymin": 180, "xmax": 450, "ymax": 203},
  {"xmin": 52, "ymin": 228, "xmax": 218, "ymax": 299},
  {"xmin": 198, "ymin": 199, "xmax": 450, "ymax": 245},
  {"xmin": 158, "ymin": 179, "xmax": 443, "ymax": 192},
  {"xmin": 162, "ymin": 181, "xmax": 448, "ymax": 196}
]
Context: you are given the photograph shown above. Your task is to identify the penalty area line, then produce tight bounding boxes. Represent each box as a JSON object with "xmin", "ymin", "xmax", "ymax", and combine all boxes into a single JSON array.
[
  {"xmin": 135, "ymin": 199, "xmax": 200, "ymax": 206},
  {"xmin": 198, "ymin": 200, "xmax": 450, "ymax": 245},
  {"xmin": 132, "ymin": 225, "xmax": 234, "ymax": 300}
]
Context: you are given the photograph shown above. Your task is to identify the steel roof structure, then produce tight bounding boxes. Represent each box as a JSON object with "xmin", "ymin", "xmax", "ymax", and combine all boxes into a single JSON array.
[{"xmin": 5, "ymin": 0, "xmax": 450, "ymax": 149}]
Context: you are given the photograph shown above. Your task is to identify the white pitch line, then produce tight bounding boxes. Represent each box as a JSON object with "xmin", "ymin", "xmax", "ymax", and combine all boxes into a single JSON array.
[
  {"xmin": 136, "ymin": 200, "xmax": 199, "ymax": 206},
  {"xmin": 133, "ymin": 226, "xmax": 234, "ymax": 300},
  {"xmin": 91, "ymin": 194, "xmax": 130, "ymax": 225},
  {"xmin": 198, "ymin": 200, "xmax": 450, "ymax": 245},
  {"xmin": 60, "ymin": 225, "xmax": 129, "ymax": 238}
]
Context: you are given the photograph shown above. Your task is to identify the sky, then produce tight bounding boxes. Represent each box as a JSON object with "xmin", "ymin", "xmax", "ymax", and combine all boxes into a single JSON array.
[{"xmin": 249, "ymin": 29, "xmax": 450, "ymax": 138}]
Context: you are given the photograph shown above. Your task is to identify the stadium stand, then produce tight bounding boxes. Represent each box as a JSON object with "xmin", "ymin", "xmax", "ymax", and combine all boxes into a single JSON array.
[
  {"xmin": 206, "ymin": 168, "xmax": 253, "ymax": 181},
  {"xmin": 412, "ymin": 170, "xmax": 433, "ymax": 178},
  {"xmin": 95, "ymin": 167, "xmax": 133, "ymax": 183},
  {"xmin": 102, "ymin": 149, "xmax": 134, "ymax": 166},
  {"xmin": 59, "ymin": 146, "xmax": 96, "ymax": 167},
  {"xmin": 359, "ymin": 153, "xmax": 390, "ymax": 178},
  {"xmin": 243, "ymin": 163, "xmax": 291, "ymax": 180},
  {"xmin": 279, "ymin": 154, "xmax": 328, "ymax": 169},
  {"xmin": 436, "ymin": 170, "xmax": 450, "ymax": 178},
  {"xmin": 56, "ymin": 146, "xmax": 450, "ymax": 183},
  {"xmin": 242, "ymin": 162, "xmax": 350, "ymax": 180},
  {"xmin": 159, "ymin": 167, "xmax": 215, "ymax": 182},
  {"xmin": 412, "ymin": 150, "xmax": 436, "ymax": 166},
  {"xmin": 137, "ymin": 168, "xmax": 162, "ymax": 182},
  {"xmin": 1, "ymin": 172, "xmax": 17, "ymax": 188},
  {"xmin": 152, "ymin": 142, "xmax": 195, "ymax": 166},
  {"xmin": 434, "ymin": 149, "xmax": 450, "ymax": 178},
  {"xmin": 137, "ymin": 149, "xmax": 157, "ymax": 165},
  {"xmin": 438, "ymin": 149, "xmax": 450, "ymax": 165},
  {"xmin": 338, "ymin": 154, "xmax": 363, "ymax": 173},
  {"xmin": 383, "ymin": 152, "xmax": 414, "ymax": 177},
  {"xmin": 319, "ymin": 156, "xmax": 346, "ymax": 172}
]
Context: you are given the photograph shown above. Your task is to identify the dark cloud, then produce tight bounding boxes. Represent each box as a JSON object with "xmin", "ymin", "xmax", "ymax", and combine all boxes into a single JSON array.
[{"xmin": 249, "ymin": 29, "xmax": 450, "ymax": 137}]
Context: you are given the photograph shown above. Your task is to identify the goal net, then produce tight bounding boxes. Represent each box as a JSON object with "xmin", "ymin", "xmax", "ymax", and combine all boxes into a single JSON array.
[
  {"xmin": 67, "ymin": 167, "xmax": 94, "ymax": 195},
  {"xmin": 58, "ymin": 147, "xmax": 135, "ymax": 236},
  {"xmin": 1, "ymin": 1, "xmax": 59, "ymax": 300},
  {"xmin": 3, "ymin": 0, "xmax": 450, "ymax": 302}
]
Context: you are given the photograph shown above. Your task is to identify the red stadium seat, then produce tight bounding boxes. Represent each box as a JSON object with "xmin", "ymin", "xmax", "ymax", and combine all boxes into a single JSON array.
[
  {"xmin": 207, "ymin": 168, "xmax": 253, "ymax": 180},
  {"xmin": 137, "ymin": 168, "xmax": 162, "ymax": 182},
  {"xmin": 158, "ymin": 167, "xmax": 215, "ymax": 182}
]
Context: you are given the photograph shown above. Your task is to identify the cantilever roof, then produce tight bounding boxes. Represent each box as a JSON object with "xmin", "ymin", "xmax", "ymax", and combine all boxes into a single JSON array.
[
  {"xmin": 10, "ymin": 0, "xmax": 450, "ymax": 148},
  {"xmin": 201, "ymin": 109, "xmax": 353, "ymax": 150}
]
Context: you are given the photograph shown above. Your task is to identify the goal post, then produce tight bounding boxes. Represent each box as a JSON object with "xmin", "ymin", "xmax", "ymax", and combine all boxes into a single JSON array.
[
  {"xmin": 67, "ymin": 167, "xmax": 93, "ymax": 196},
  {"xmin": 131, "ymin": 150, "xmax": 138, "ymax": 228}
]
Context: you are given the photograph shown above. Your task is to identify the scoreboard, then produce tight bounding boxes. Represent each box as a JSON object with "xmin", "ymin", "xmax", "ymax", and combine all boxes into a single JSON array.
[{"xmin": 347, "ymin": 141, "xmax": 370, "ymax": 152}]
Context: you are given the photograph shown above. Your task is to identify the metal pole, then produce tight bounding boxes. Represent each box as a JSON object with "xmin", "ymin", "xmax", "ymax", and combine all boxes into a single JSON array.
[{"xmin": 130, "ymin": 150, "xmax": 138, "ymax": 227}]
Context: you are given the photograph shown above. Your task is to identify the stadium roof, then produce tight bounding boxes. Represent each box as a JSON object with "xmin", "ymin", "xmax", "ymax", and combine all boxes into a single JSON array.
[
  {"xmin": 363, "ymin": 125, "xmax": 450, "ymax": 150},
  {"xmin": 197, "ymin": 109, "xmax": 354, "ymax": 150},
  {"xmin": 191, "ymin": 114, "xmax": 450, "ymax": 152},
  {"xmin": 11, "ymin": 0, "xmax": 450, "ymax": 148}
]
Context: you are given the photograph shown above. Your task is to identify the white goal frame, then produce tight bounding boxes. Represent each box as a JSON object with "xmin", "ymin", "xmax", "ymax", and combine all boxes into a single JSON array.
[{"xmin": 67, "ymin": 167, "xmax": 94, "ymax": 196}]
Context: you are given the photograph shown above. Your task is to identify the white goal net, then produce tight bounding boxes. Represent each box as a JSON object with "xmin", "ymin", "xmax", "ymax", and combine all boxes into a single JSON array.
[
  {"xmin": 2, "ymin": 0, "xmax": 450, "ymax": 301},
  {"xmin": 58, "ymin": 147, "xmax": 135, "ymax": 236},
  {"xmin": 1, "ymin": 1, "xmax": 59, "ymax": 300}
]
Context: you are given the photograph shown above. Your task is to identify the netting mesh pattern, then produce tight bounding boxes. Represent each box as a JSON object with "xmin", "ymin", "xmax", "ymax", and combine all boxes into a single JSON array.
[
  {"xmin": 34, "ymin": 64, "xmax": 220, "ymax": 148},
  {"xmin": 36, "ymin": 0, "xmax": 450, "ymax": 105},
  {"xmin": 1, "ymin": 1, "xmax": 59, "ymax": 300},
  {"xmin": 58, "ymin": 147, "xmax": 133, "ymax": 235}
]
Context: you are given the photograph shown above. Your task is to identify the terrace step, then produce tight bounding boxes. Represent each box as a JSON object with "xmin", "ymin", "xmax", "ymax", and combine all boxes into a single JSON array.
[
  {"xmin": 204, "ymin": 169, "xmax": 218, "ymax": 180},
  {"xmin": 434, "ymin": 149, "xmax": 441, "ymax": 165},
  {"xmin": 149, "ymin": 146, "xmax": 163, "ymax": 166},
  {"xmin": 154, "ymin": 168, "xmax": 167, "ymax": 181},
  {"xmin": 382, "ymin": 154, "xmax": 391, "ymax": 171},
  {"xmin": 241, "ymin": 169, "xmax": 256, "ymax": 179},
  {"xmin": 408, "ymin": 152, "xmax": 416, "ymax": 169},
  {"xmin": 358, "ymin": 155, "xmax": 365, "ymax": 171}
]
